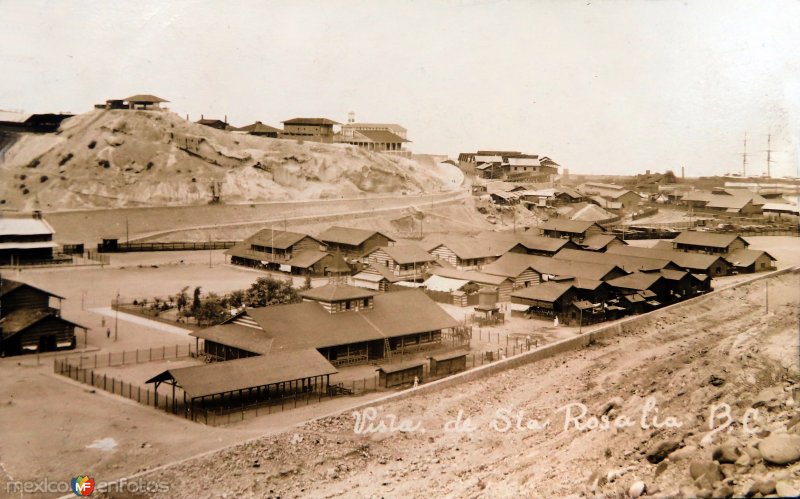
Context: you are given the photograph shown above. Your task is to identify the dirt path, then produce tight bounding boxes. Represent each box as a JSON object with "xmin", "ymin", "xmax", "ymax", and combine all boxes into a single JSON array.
[{"xmin": 125, "ymin": 270, "xmax": 799, "ymax": 498}]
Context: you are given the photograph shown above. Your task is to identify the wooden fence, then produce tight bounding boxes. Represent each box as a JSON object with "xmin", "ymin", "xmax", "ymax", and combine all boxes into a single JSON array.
[{"xmin": 97, "ymin": 241, "xmax": 237, "ymax": 253}]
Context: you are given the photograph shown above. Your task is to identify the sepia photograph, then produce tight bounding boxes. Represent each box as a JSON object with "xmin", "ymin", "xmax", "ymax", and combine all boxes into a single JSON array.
[{"xmin": 0, "ymin": 1, "xmax": 798, "ymax": 497}]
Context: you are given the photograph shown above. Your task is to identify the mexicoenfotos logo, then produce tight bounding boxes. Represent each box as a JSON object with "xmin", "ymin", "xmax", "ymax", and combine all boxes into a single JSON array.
[{"xmin": 71, "ymin": 475, "xmax": 95, "ymax": 496}]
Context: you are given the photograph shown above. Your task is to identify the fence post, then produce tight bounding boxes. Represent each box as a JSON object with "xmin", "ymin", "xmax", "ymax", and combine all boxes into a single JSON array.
[
  {"xmin": 162, "ymin": 345, "xmax": 165, "ymax": 359},
  {"xmin": 108, "ymin": 351, "xmax": 111, "ymax": 367},
  {"xmin": 176, "ymin": 344, "xmax": 179, "ymax": 358},
  {"xmin": 149, "ymin": 347, "xmax": 152, "ymax": 361}
]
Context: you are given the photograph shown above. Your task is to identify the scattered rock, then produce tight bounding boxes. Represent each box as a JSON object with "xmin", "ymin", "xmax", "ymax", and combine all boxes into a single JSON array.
[
  {"xmin": 654, "ymin": 460, "xmax": 669, "ymax": 479},
  {"xmin": 628, "ymin": 480, "xmax": 646, "ymax": 498},
  {"xmin": 668, "ymin": 444, "xmax": 697, "ymax": 461},
  {"xmin": 690, "ymin": 460, "xmax": 722, "ymax": 489},
  {"xmin": 775, "ymin": 480, "xmax": 799, "ymax": 498},
  {"xmin": 735, "ymin": 452, "xmax": 751, "ymax": 468},
  {"xmin": 747, "ymin": 479, "xmax": 776, "ymax": 496},
  {"xmin": 757, "ymin": 434, "xmax": 800, "ymax": 465},
  {"xmin": 712, "ymin": 484, "xmax": 734, "ymax": 498},
  {"xmin": 709, "ymin": 374, "xmax": 726, "ymax": 387},
  {"xmin": 647, "ymin": 440, "xmax": 681, "ymax": 464},
  {"xmin": 598, "ymin": 396, "xmax": 624, "ymax": 416},
  {"xmin": 713, "ymin": 441, "xmax": 742, "ymax": 464}
]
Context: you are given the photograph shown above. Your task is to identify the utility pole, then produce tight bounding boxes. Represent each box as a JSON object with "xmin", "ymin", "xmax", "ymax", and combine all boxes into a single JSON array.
[
  {"xmin": 114, "ymin": 290, "xmax": 119, "ymax": 341},
  {"xmin": 741, "ymin": 132, "xmax": 749, "ymax": 177},
  {"xmin": 126, "ymin": 216, "xmax": 129, "ymax": 245},
  {"xmin": 765, "ymin": 279, "xmax": 769, "ymax": 314},
  {"xmin": 766, "ymin": 133, "xmax": 773, "ymax": 179}
]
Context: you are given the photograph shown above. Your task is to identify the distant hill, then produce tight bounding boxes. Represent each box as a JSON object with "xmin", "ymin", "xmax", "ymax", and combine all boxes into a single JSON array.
[{"xmin": 0, "ymin": 110, "xmax": 457, "ymax": 210}]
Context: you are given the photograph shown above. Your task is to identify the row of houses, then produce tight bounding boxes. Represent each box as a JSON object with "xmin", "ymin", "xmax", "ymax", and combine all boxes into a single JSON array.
[{"xmin": 458, "ymin": 150, "xmax": 559, "ymax": 183}]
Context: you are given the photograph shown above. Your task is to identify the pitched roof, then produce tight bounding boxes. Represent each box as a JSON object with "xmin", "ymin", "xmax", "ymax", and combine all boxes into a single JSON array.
[
  {"xmin": 430, "ymin": 267, "xmax": 511, "ymax": 286},
  {"xmin": 124, "ymin": 94, "xmax": 168, "ymax": 103},
  {"xmin": 673, "ymin": 231, "xmax": 748, "ymax": 249},
  {"xmin": 725, "ymin": 248, "xmax": 777, "ymax": 267},
  {"xmin": 246, "ymin": 290, "xmax": 459, "ymax": 352},
  {"xmin": 244, "ymin": 229, "xmax": 320, "ymax": 250},
  {"xmin": 287, "ymin": 250, "xmax": 330, "ymax": 269},
  {"xmin": 607, "ymin": 272, "xmax": 665, "ymax": 291},
  {"xmin": 316, "ymin": 226, "xmax": 395, "ymax": 247},
  {"xmin": 482, "ymin": 253, "xmax": 540, "ymax": 279},
  {"xmin": 478, "ymin": 231, "xmax": 571, "ymax": 253},
  {"xmin": 511, "ymin": 282, "xmax": 574, "ymax": 303},
  {"xmin": 522, "ymin": 253, "xmax": 626, "ymax": 280},
  {"xmin": 423, "ymin": 275, "xmax": 471, "ymax": 292},
  {"xmin": 537, "ymin": 219, "xmax": 602, "ymax": 234},
  {"xmin": 579, "ymin": 234, "xmax": 623, "ymax": 251},
  {"xmin": 554, "ymin": 248, "xmax": 671, "ymax": 273},
  {"xmin": 0, "ymin": 216, "xmax": 54, "ymax": 236},
  {"xmin": 606, "ymin": 245, "xmax": 724, "ymax": 272},
  {"xmin": 425, "ymin": 237, "xmax": 518, "ymax": 260},
  {"xmin": 281, "ymin": 117, "xmax": 340, "ymax": 125},
  {"xmin": 146, "ymin": 350, "xmax": 337, "ymax": 399},
  {"xmin": 506, "ymin": 157, "xmax": 541, "ymax": 167},
  {"xmin": 354, "ymin": 129, "xmax": 409, "ymax": 143},
  {"xmin": 190, "ymin": 323, "xmax": 272, "ymax": 355},
  {"xmin": 0, "ymin": 308, "xmax": 86, "ymax": 339},
  {"xmin": 237, "ymin": 121, "xmax": 282, "ymax": 134},
  {"xmin": 300, "ymin": 283, "xmax": 377, "ymax": 302},
  {"xmin": 366, "ymin": 244, "xmax": 435, "ymax": 265},
  {"xmin": 0, "ymin": 278, "xmax": 64, "ymax": 300}
]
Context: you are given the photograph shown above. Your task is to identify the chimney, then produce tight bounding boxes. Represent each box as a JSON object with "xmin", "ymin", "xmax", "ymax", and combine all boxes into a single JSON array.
[
  {"xmin": 224, "ymin": 114, "xmax": 227, "ymax": 124},
  {"xmin": 681, "ymin": 166, "xmax": 685, "ymax": 179}
]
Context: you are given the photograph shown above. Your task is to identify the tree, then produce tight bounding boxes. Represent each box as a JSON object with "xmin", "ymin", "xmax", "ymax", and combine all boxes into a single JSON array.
[
  {"xmin": 176, "ymin": 286, "xmax": 189, "ymax": 312},
  {"xmin": 228, "ymin": 289, "xmax": 245, "ymax": 308},
  {"xmin": 195, "ymin": 292, "xmax": 227, "ymax": 326},
  {"xmin": 191, "ymin": 286, "xmax": 202, "ymax": 316},
  {"xmin": 301, "ymin": 275, "xmax": 312, "ymax": 291},
  {"xmin": 244, "ymin": 277, "xmax": 300, "ymax": 307},
  {"xmin": 664, "ymin": 170, "xmax": 678, "ymax": 183}
]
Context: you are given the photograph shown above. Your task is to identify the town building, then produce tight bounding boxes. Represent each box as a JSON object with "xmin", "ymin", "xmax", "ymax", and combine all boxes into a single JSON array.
[
  {"xmin": 425, "ymin": 236, "xmax": 521, "ymax": 271},
  {"xmin": 0, "ymin": 278, "xmax": 86, "ymax": 356},
  {"xmin": 236, "ymin": 121, "xmax": 282, "ymax": 138},
  {"xmin": 338, "ymin": 115, "xmax": 411, "ymax": 156},
  {"xmin": 606, "ymin": 245, "xmax": 732, "ymax": 277},
  {"xmin": 0, "ymin": 110, "xmax": 74, "ymax": 133},
  {"xmin": 226, "ymin": 229, "xmax": 346, "ymax": 275},
  {"xmin": 0, "ymin": 212, "xmax": 57, "ymax": 265},
  {"xmin": 672, "ymin": 231, "xmax": 749, "ymax": 255},
  {"xmin": 680, "ymin": 189, "xmax": 768, "ymax": 215},
  {"xmin": 576, "ymin": 183, "xmax": 642, "ymax": 210},
  {"xmin": 362, "ymin": 244, "xmax": 435, "ymax": 282},
  {"xmin": 196, "ymin": 117, "xmax": 230, "ymax": 130},
  {"xmin": 724, "ymin": 249, "xmax": 777, "ymax": 273},
  {"xmin": 122, "ymin": 94, "xmax": 169, "ymax": 110},
  {"xmin": 317, "ymin": 226, "xmax": 395, "ymax": 259},
  {"xmin": 280, "ymin": 117, "xmax": 340, "ymax": 143},
  {"xmin": 536, "ymin": 219, "xmax": 605, "ymax": 241}
]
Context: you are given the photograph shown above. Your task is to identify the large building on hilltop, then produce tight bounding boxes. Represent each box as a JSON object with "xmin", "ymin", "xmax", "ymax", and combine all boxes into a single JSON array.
[
  {"xmin": 338, "ymin": 113, "xmax": 411, "ymax": 157},
  {"xmin": 280, "ymin": 117, "xmax": 340, "ymax": 143}
]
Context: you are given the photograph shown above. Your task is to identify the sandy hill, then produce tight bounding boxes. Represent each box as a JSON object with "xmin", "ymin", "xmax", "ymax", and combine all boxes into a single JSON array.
[{"xmin": 0, "ymin": 110, "xmax": 458, "ymax": 210}]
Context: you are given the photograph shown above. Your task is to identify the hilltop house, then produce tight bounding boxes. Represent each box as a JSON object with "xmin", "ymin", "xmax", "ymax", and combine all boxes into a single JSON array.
[
  {"xmin": 236, "ymin": 121, "xmax": 282, "ymax": 138},
  {"xmin": 338, "ymin": 117, "xmax": 410, "ymax": 156},
  {"xmin": 280, "ymin": 118, "xmax": 340, "ymax": 143}
]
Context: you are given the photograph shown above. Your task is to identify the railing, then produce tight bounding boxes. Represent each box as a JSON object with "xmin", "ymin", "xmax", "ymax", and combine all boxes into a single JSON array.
[{"xmin": 97, "ymin": 241, "xmax": 237, "ymax": 253}]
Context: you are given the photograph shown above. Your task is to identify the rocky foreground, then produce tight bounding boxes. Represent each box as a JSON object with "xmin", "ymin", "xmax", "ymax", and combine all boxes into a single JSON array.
[{"xmin": 106, "ymin": 271, "xmax": 799, "ymax": 498}]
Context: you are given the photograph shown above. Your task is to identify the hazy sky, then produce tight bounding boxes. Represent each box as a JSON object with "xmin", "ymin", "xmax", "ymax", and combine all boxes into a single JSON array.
[{"xmin": 1, "ymin": 0, "xmax": 798, "ymax": 176}]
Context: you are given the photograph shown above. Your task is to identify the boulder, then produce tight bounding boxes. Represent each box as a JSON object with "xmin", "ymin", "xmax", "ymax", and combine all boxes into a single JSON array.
[
  {"xmin": 776, "ymin": 481, "xmax": 800, "ymax": 498},
  {"xmin": 746, "ymin": 479, "xmax": 776, "ymax": 496},
  {"xmin": 647, "ymin": 439, "xmax": 681, "ymax": 464},
  {"xmin": 712, "ymin": 441, "xmax": 742, "ymax": 464},
  {"xmin": 628, "ymin": 480, "xmax": 646, "ymax": 498},
  {"xmin": 690, "ymin": 460, "xmax": 722, "ymax": 489},
  {"xmin": 757, "ymin": 434, "xmax": 800, "ymax": 465}
]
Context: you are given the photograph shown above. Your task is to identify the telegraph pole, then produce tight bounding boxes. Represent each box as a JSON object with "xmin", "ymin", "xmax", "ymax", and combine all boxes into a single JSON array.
[
  {"xmin": 741, "ymin": 132, "xmax": 748, "ymax": 177},
  {"xmin": 766, "ymin": 133, "xmax": 773, "ymax": 179},
  {"xmin": 114, "ymin": 290, "xmax": 119, "ymax": 341}
]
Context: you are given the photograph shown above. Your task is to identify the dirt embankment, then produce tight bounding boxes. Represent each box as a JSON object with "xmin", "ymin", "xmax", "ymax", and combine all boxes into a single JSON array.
[
  {"xmin": 0, "ymin": 110, "xmax": 458, "ymax": 210},
  {"xmin": 112, "ymin": 271, "xmax": 799, "ymax": 499}
]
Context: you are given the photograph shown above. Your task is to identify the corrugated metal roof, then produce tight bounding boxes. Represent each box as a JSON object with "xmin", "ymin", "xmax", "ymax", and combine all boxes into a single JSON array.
[
  {"xmin": 511, "ymin": 282, "xmax": 574, "ymax": 303},
  {"xmin": 673, "ymin": 231, "xmax": 747, "ymax": 249},
  {"xmin": 300, "ymin": 283, "xmax": 377, "ymax": 302},
  {"xmin": 0, "ymin": 217, "xmax": 55, "ymax": 236},
  {"xmin": 281, "ymin": 117, "xmax": 340, "ymax": 125},
  {"xmin": 146, "ymin": 350, "xmax": 337, "ymax": 399},
  {"xmin": 317, "ymin": 226, "xmax": 395, "ymax": 247}
]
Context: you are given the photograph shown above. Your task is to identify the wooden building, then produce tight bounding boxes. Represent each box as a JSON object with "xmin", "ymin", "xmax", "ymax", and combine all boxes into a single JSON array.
[
  {"xmin": 425, "ymin": 237, "xmax": 520, "ymax": 271},
  {"xmin": 317, "ymin": 226, "xmax": 395, "ymax": 259},
  {"xmin": 607, "ymin": 245, "xmax": 731, "ymax": 277},
  {"xmin": 363, "ymin": 244, "xmax": 435, "ymax": 282},
  {"xmin": 123, "ymin": 94, "xmax": 168, "ymax": 110},
  {"xmin": 191, "ymin": 284, "xmax": 459, "ymax": 367},
  {"xmin": 0, "ymin": 110, "xmax": 73, "ymax": 133},
  {"xmin": 536, "ymin": 219, "xmax": 605, "ymax": 242},
  {"xmin": 481, "ymin": 253, "xmax": 542, "ymax": 289},
  {"xmin": 576, "ymin": 183, "xmax": 642, "ymax": 210},
  {"xmin": 226, "ymin": 228, "xmax": 341, "ymax": 275},
  {"xmin": 429, "ymin": 351, "xmax": 468, "ymax": 377},
  {"xmin": 280, "ymin": 117, "xmax": 340, "ymax": 143},
  {"xmin": 672, "ymin": 231, "xmax": 749, "ymax": 255},
  {"xmin": 429, "ymin": 267, "xmax": 514, "ymax": 302},
  {"xmin": 0, "ymin": 279, "xmax": 85, "ymax": 356},
  {"xmin": 0, "ymin": 213, "xmax": 57, "ymax": 265},
  {"xmin": 236, "ymin": 121, "xmax": 281, "ymax": 138},
  {"xmin": 725, "ymin": 249, "xmax": 777, "ymax": 274},
  {"xmin": 196, "ymin": 117, "xmax": 230, "ymax": 130},
  {"xmin": 510, "ymin": 282, "xmax": 577, "ymax": 320},
  {"xmin": 378, "ymin": 361, "xmax": 425, "ymax": 388}
]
